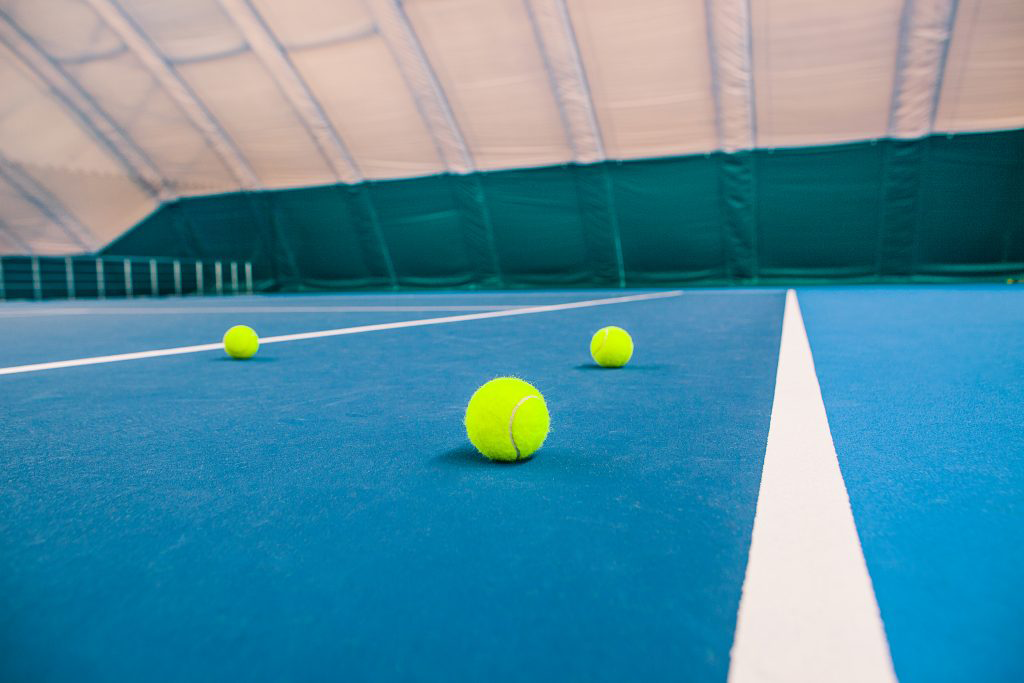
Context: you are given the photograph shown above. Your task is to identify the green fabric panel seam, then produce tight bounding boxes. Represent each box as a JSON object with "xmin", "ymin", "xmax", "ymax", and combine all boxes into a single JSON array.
[
  {"xmin": 247, "ymin": 192, "xmax": 299, "ymax": 289},
  {"xmin": 601, "ymin": 164, "xmax": 626, "ymax": 288},
  {"xmin": 346, "ymin": 185, "xmax": 398, "ymax": 289},
  {"xmin": 572, "ymin": 163, "xmax": 625, "ymax": 287},
  {"xmin": 451, "ymin": 173, "xmax": 503, "ymax": 287},
  {"xmin": 879, "ymin": 139, "xmax": 923, "ymax": 277},
  {"xmin": 719, "ymin": 152, "xmax": 758, "ymax": 281}
]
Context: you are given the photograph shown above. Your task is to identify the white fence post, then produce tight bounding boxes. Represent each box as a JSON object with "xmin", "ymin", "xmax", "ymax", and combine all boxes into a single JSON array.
[
  {"xmin": 31, "ymin": 256, "xmax": 41, "ymax": 300},
  {"xmin": 123, "ymin": 259, "xmax": 133, "ymax": 298},
  {"xmin": 173, "ymin": 260, "xmax": 182, "ymax": 296},
  {"xmin": 65, "ymin": 256, "xmax": 75, "ymax": 300}
]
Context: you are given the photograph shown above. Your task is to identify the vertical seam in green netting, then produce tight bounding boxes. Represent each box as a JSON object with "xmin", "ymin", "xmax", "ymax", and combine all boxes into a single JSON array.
[
  {"xmin": 170, "ymin": 201, "xmax": 194, "ymax": 259},
  {"xmin": 1000, "ymin": 157, "xmax": 1014, "ymax": 263},
  {"xmin": 357, "ymin": 186, "xmax": 398, "ymax": 290},
  {"xmin": 176, "ymin": 199, "xmax": 197, "ymax": 258},
  {"xmin": 753, "ymin": 152, "xmax": 761, "ymax": 282},
  {"xmin": 449, "ymin": 173, "xmax": 503, "ymax": 287},
  {"xmin": 715, "ymin": 155, "xmax": 731, "ymax": 281},
  {"xmin": 878, "ymin": 138, "xmax": 922, "ymax": 278},
  {"xmin": 909, "ymin": 138, "xmax": 928, "ymax": 276},
  {"xmin": 719, "ymin": 151, "xmax": 757, "ymax": 282},
  {"xmin": 471, "ymin": 173, "xmax": 504, "ymax": 287},
  {"xmin": 601, "ymin": 164, "xmax": 626, "ymax": 287},
  {"xmin": 1005, "ymin": 149, "xmax": 1024, "ymax": 264},
  {"xmin": 874, "ymin": 140, "xmax": 887, "ymax": 280},
  {"xmin": 571, "ymin": 163, "xmax": 622, "ymax": 286},
  {"xmin": 249, "ymin": 192, "xmax": 298, "ymax": 289}
]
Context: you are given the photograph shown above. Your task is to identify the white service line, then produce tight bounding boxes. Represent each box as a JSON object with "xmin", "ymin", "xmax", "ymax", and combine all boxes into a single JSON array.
[
  {"xmin": 0, "ymin": 305, "xmax": 525, "ymax": 317},
  {"xmin": 0, "ymin": 290, "xmax": 681, "ymax": 376},
  {"xmin": 727, "ymin": 290, "xmax": 898, "ymax": 683}
]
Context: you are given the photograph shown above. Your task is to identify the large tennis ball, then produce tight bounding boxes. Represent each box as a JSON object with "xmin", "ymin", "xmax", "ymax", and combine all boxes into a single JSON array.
[{"xmin": 464, "ymin": 377, "xmax": 550, "ymax": 462}]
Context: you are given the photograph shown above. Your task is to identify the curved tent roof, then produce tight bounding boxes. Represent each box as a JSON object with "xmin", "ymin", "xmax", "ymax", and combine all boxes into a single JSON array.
[{"xmin": 0, "ymin": 0, "xmax": 1022, "ymax": 254}]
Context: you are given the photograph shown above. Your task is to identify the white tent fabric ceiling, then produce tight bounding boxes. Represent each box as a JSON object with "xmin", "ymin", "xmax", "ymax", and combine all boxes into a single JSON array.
[{"xmin": 0, "ymin": 0, "xmax": 1021, "ymax": 254}]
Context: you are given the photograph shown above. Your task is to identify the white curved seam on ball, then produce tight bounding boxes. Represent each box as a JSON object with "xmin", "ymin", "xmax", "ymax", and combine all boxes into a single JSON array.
[
  {"xmin": 508, "ymin": 395, "xmax": 539, "ymax": 460},
  {"xmin": 594, "ymin": 327, "xmax": 609, "ymax": 357}
]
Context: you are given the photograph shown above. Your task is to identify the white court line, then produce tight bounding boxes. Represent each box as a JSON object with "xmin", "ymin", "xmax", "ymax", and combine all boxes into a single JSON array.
[
  {"xmin": 0, "ymin": 290, "xmax": 681, "ymax": 376},
  {"xmin": 727, "ymin": 290, "xmax": 898, "ymax": 683},
  {"xmin": 0, "ymin": 305, "xmax": 525, "ymax": 317}
]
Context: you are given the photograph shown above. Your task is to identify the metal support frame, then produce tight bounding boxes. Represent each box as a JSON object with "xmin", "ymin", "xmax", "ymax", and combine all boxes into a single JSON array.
[
  {"xmin": 523, "ymin": 0, "xmax": 605, "ymax": 163},
  {"xmin": 887, "ymin": 0, "xmax": 960, "ymax": 138},
  {"xmin": 704, "ymin": 0, "xmax": 757, "ymax": 152},
  {"xmin": 219, "ymin": 0, "xmax": 361, "ymax": 183},
  {"xmin": 0, "ymin": 155, "xmax": 95, "ymax": 250},
  {"xmin": 369, "ymin": 0, "xmax": 474, "ymax": 173},
  {"xmin": 86, "ymin": 0, "xmax": 260, "ymax": 188},
  {"xmin": 0, "ymin": 13, "xmax": 167, "ymax": 198}
]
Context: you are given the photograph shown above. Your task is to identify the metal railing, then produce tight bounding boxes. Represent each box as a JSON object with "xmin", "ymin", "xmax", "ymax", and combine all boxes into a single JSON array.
[{"xmin": 0, "ymin": 255, "xmax": 254, "ymax": 301}]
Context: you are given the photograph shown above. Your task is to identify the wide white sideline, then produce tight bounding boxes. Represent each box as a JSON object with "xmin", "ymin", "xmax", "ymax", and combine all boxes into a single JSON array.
[
  {"xmin": 727, "ymin": 290, "xmax": 898, "ymax": 683},
  {"xmin": 0, "ymin": 290, "xmax": 681, "ymax": 376}
]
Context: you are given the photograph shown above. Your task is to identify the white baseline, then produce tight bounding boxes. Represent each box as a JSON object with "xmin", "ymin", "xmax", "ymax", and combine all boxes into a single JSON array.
[
  {"xmin": 0, "ymin": 290, "xmax": 681, "ymax": 376},
  {"xmin": 0, "ymin": 305, "xmax": 528, "ymax": 317}
]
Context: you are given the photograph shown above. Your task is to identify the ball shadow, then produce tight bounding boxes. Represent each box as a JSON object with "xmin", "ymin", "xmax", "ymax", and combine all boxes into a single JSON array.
[
  {"xmin": 211, "ymin": 356, "xmax": 278, "ymax": 363},
  {"xmin": 433, "ymin": 444, "xmax": 535, "ymax": 468},
  {"xmin": 573, "ymin": 363, "xmax": 669, "ymax": 371}
]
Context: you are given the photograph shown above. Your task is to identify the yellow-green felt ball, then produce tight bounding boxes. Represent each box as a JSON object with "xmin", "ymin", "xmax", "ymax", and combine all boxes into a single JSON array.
[
  {"xmin": 590, "ymin": 326, "xmax": 633, "ymax": 368},
  {"xmin": 223, "ymin": 324, "xmax": 259, "ymax": 359},
  {"xmin": 464, "ymin": 377, "xmax": 550, "ymax": 462}
]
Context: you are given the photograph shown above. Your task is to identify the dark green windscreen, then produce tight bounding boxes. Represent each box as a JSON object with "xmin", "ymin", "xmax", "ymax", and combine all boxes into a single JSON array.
[{"xmin": 106, "ymin": 129, "xmax": 1024, "ymax": 290}]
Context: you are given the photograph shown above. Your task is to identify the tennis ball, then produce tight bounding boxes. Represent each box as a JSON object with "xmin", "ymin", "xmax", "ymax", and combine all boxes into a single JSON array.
[
  {"xmin": 223, "ymin": 325, "xmax": 259, "ymax": 359},
  {"xmin": 590, "ymin": 326, "xmax": 633, "ymax": 368},
  {"xmin": 464, "ymin": 377, "xmax": 550, "ymax": 462}
]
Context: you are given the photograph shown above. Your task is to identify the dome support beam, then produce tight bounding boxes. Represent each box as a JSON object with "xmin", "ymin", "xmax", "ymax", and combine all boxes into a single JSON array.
[
  {"xmin": 367, "ymin": 0, "xmax": 474, "ymax": 174},
  {"xmin": 0, "ymin": 216, "xmax": 34, "ymax": 254},
  {"xmin": 0, "ymin": 155, "xmax": 96, "ymax": 251},
  {"xmin": 888, "ymin": 0, "xmax": 960, "ymax": 138},
  {"xmin": 218, "ymin": 0, "xmax": 363, "ymax": 184},
  {"xmin": 524, "ymin": 0, "xmax": 624, "ymax": 287},
  {"xmin": 523, "ymin": 0, "xmax": 605, "ymax": 163},
  {"xmin": 705, "ymin": 0, "xmax": 756, "ymax": 152},
  {"xmin": 0, "ymin": 13, "xmax": 167, "ymax": 199},
  {"xmin": 85, "ymin": 0, "xmax": 261, "ymax": 189}
]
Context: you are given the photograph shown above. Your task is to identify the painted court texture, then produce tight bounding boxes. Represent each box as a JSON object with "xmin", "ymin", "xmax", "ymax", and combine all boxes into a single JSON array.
[{"xmin": 0, "ymin": 286, "xmax": 1021, "ymax": 682}]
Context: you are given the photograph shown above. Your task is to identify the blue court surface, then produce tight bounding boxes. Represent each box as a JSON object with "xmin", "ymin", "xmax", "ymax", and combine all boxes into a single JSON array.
[{"xmin": 1, "ymin": 286, "xmax": 1021, "ymax": 682}]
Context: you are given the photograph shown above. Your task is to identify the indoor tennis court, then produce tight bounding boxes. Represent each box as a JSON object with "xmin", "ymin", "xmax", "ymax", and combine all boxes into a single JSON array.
[{"xmin": 1, "ymin": 1, "xmax": 1022, "ymax": 682}]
